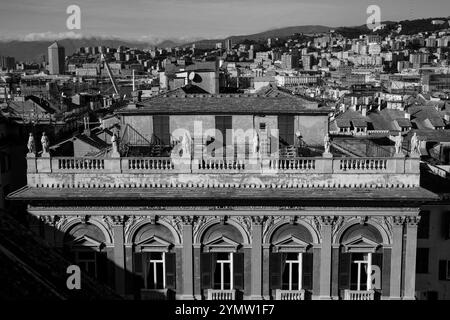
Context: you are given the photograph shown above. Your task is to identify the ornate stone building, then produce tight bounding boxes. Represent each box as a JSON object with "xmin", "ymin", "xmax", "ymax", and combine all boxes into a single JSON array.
[{"xmin": 8, "ymin": 91, "xmax": 438, "ymax": 300}]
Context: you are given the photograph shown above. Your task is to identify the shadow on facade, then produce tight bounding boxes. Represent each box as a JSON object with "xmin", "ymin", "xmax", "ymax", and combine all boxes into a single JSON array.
[{"xmin": 0, "ymin": 206, "xmax": 129, "ymax": 300}]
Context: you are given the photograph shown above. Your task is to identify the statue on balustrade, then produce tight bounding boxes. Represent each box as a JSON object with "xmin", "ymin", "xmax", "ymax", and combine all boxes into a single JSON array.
[
  {"xmin": 27, "ymin": 133, "xmax": 36, "ymax": 156},
  {"xmin": 111, "ymin": 133, "xmax": 120, "ymax": 157},
  {"xmin": 181, "ymin": 132, "xmax": 192, "ymax": 158},
  {"xmin": 394, "ymin": 132, "xmax": 403, "ymax": 155},
  {"xmin": 410, "ymin": 132, "xmax": 420, "ymax": 156},
  {"xmin": 252, "ymin": 130, "xmax": 260, "ymax": 156},
  {"xmin": 323, "ymin": 133, "xmax": 331, "ymax": 155},
  {"xmin": 41, "ymin": 132, "xmax": 50, "ymax": 156}
]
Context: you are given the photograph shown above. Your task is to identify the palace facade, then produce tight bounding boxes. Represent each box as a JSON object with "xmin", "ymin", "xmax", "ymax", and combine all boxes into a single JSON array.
[{"xmin": 8, "ymin": 88, "xmax": 440, "ymax": 300}]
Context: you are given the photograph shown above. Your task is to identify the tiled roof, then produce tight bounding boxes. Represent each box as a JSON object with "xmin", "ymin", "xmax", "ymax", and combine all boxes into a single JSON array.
[{"xmin": 118, "ymin": 85, "xmax": 329, "ymax": 115}]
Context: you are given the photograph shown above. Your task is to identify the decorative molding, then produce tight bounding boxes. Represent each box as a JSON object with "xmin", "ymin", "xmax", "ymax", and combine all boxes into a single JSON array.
[
  {"xmin": 263, "ymin": 216, "xmax": 286, "ymax": 238},
  {"xmin": 159, "ymin": 216, "xmax": 183, "ymax": 238},
  {"xmin": 40, "ymin": 215, "xmax": 59, "ymax": 225},
  {"xmin": 393, "ymin": 216, "xmax": 405, "ymax": 226},
  {"xmin": 406, "ymin": 216, "xmax": 421, "ymax": 226},
  {"xmin": 320, "ymin": 216, "xmax": 335, "ymax": 226},
  {"xmin": 332, "ymin": 216, "xmax": 346, "ymax": 238},
  {"xmin": 103, "ymin": 215, "xmax": 127, "ymax": 227}
]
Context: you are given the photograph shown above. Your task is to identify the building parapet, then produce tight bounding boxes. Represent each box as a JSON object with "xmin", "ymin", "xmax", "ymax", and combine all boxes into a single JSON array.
[{"xmin": 26, "ymin": 154, "xmax": 421, "ymax": 189}]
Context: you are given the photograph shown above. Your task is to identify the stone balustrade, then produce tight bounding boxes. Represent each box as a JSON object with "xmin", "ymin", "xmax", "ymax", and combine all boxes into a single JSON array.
[
  {"xmin": 275, "ymin": 289, "xmax": 305, "ymax": 300},
  {"xmin": 26, "ymin": 154, "xmax": 421, "ymax": 189},
  {"xmin": 344, "ymin": 290, "xmax": 375, "ymax": 300},
  {"xmin": 207, "ymin": 289, "xmax": 236, "ymax": 300}
]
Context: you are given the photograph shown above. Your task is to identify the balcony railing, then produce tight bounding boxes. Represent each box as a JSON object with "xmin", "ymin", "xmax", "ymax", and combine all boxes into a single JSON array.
[
  {"xmin": 344, "ymin": 290, "xmax": 375, "ymax": 300},
  {"xmin": 53, "ymin": 158, "xmax": 105, "ymax": 172},
  {"xmin": 126, "ymin": 157, "xmax": 174, "ymax": 171},
  {"xmin": 197, "ymin": 158, "xmax": 246, "ymax": 172},
  {"xmin": 338, "ymin": 158, "xmax": 388, "ymax": 172},
  {"xmin": 207, "ymin": 289, "xmax": 236, "ymax": 300},
  {"xmin": 28, "ymin": 154, "xmax": 420, "ymax": 189},
  {"xmin": 275, "ymin": 289, "xmax": 305, "ymax": 300},
  {"xmin": 269, "ymin": 158, "xmax": 315, "ymax": 171}
]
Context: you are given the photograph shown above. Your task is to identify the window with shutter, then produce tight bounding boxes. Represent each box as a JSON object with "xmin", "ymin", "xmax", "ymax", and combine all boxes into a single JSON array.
[
  {"xmin": 269, "ymin": 253, "xmax": 283, "ymax": 290},
  {"xmin": 339, "ymin": 252, "xmax": 351, "ymax": 290},
  {"xmin": 438, "ymin": 260, "xmax": 450, "ymax": 281},
  {"xmin": 416, "ymin": 248, "xmax": 429, "ymax": 274},
  {"xmin": 165, "ymin": 252, "xmax": 176, "ymax": 289},
  {"xmin": 233, "ymin": 252, "xmax": 244, "ymax": 290},
  {"xmin": 201, "ymin": 253, "xmax": 213, "ymax": 289},
  {"xmin": 443, "ymin": 212, "xmax": 450, "ymax": 240},
  {"xmin": 371, "ymin": 253, "xmax": 383, "ymax": 290},
  {"xmin": 134, "ymin": 252, "xmax": 144, "ymax": 289},
  {"xmin": 96, "ymin": 251, "xmax": 108, "ymax": 283},
  {"xmin": 302, "ymin": 252, "xmax": 313, "ymax": 290}
]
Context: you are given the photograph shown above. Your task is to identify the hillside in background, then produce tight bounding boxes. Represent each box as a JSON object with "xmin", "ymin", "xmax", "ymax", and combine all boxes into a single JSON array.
[{"xmin": 1, "ymin": 17, "xmax": 449, "ymax": 63}]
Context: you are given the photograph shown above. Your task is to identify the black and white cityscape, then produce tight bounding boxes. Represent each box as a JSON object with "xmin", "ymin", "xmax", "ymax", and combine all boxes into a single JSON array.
[{"xmin": 1, "ymin": 0, "xmax": 450, "ymax": 307}]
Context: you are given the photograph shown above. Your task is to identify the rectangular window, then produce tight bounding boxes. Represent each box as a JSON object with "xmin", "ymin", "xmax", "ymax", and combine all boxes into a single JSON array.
[
  {"xmin": 146, "ymin": 252, "xmax": 165, "ymax": 289},
  {"xmin": 416, "ymin": 248, "xmax": 429, "ymax": 274},
  {"xmin": 213, "ymin": 252, "xmax": 233, "ymax": 290},
  {"xmin": 278, "ymin": 115, "xmax": 295, "ymax": 146},
  {"xmin": 281, "ymin": 252, "xmax": 303, "ymax": 291},
  {"xmin": 418, "ymin": 211, "xmax": 430, "ymax": 239},
  {"xmin": 152, "ymin": 115, "xmax": 170, "ymax": 146},
  {"xmin": 350, "ymin": 252, "xmax": 372, "ymax": 291}
]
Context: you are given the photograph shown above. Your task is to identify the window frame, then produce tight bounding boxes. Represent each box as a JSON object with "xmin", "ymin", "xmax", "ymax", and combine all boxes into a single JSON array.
[
  {"xmin": 350, "ymin": 252, "xmax": 373, "ymax": 291},
  {"xmin": 145, "ymin": 252, "xmax": 166, "ymax": 290},
  {"xmin": 282, "ymin": 252, "xmax": 303, "ymax": 291},
  {"xmin": 214, "ymin": 252, "xmax": 234, "ymax": 290}
]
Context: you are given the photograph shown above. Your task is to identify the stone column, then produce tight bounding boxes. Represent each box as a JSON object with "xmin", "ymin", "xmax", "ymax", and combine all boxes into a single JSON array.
[
  {"xmin": 389, "ymin": 216, "xmax": 404, "ymax": 300},
  {"xmin": 404, "ymin": 216, "xmax": 420, "ymax": 300},
  {"xmin": 109, "ymin": 215, "xmax": 126, "ymax": 295},
  {"xmin": 180, "ymin": 216, "xmax": 194, "ymax": 300},
  {"xmin": 319, "ymin": 216, "xmax": 333, "ymax": 300},
  {"xmin": 250, "ymin": 216, "xmax": 264, "ymax": 300}
]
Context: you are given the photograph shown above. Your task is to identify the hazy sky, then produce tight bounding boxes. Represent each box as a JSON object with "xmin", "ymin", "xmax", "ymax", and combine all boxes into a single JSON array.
[{"xmin": 0, "ymin": 0, "xmax": 449, "ymax": 42}]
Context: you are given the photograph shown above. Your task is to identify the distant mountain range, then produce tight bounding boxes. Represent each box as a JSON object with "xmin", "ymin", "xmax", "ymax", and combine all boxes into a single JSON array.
[{"xmin": 0, "ymin": 17, "xmax": 448, "ymax": 63}]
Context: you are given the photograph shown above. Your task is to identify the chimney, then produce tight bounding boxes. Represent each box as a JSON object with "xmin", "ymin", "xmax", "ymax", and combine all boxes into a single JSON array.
[
  {"xmin": 405, "ymin": 112, "xmax": 411, "ymax": 119},
  {"xmin": 362, "ymin": 106, "xmax": 367, "ymax": 117},
  {"xmin": 444, "ymin": 114, "xmax": 450, "ymax": 122}
]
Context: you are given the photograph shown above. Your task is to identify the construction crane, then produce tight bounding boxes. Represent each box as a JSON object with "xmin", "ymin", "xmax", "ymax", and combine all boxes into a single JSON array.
[{"xmin": 100, "ymin": 53, "xmax": 120, "ymax": 99}]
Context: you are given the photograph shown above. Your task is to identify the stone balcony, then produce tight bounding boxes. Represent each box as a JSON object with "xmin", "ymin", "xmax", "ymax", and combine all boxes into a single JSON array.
[
  {"xmin": 344, "ymin": 290, "xmax": 375, "ymax": 300},
  {"xmin": 207, "ymin": 289, "xmax": 236, "ymax": 300},
  {"xmin": 275, "ymin": 289, "xmax": 305, "ymax": 300},
  {"xmin": 25, "ymin": 154, "xmax": 420, "ymax": 190}
]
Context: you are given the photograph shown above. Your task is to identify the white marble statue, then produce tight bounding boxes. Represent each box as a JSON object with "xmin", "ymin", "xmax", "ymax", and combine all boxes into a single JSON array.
[
  {"xmin": 395, "ymin": 133, "xmax": 403, "ymax": 154},
  {"xmin": 181, "ymin": 132, "xmax": 192, "ymax": 158},
  {"xmin": 41, "ymin": 132, "xmax": 49, "ymax": 155},
  {"xmin": 252, "ymin": 130, "xmax": 260, "ymax": 155},
  {"xmin": 323, "ymin": 133, "xmax": 331, "ymax": 154},
  {"xmin": 111, "ymin": 133, "xmax": 119, "ymax": 155},
  {"xmin": 27, "ymin": 133, "xmax": 36, "ymax": 155},
  {"xmin": 410, "ymin": 132, "xmax": 420, "ymax": 155}
]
